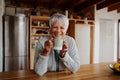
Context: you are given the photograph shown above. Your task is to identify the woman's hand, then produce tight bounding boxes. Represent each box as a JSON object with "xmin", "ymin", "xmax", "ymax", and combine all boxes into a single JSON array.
[
  {"xmin": 41, "ymin": 40, "xmax": 53, "ymax": 56},
  {"xmin": 60, "ymin": 40, "xmax": 68, "ymax": 58}
]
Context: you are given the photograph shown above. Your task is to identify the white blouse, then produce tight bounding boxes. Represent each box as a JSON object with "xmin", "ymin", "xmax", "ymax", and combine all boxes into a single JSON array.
[{"xmin": 34, "ymin": 35, "xmax": 80, "ymax": 76}]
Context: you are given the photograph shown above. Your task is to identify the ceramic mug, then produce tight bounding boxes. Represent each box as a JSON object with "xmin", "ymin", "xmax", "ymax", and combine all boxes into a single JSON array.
[{"xmin": 53, "ymin": 38, "xmax": 63, "ymax": 50}]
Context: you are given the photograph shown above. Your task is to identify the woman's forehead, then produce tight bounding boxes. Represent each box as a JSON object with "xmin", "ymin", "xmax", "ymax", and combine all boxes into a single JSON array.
[{"xmin": 52, "ymin": 20, "xmax": 65, "ymax": 26}]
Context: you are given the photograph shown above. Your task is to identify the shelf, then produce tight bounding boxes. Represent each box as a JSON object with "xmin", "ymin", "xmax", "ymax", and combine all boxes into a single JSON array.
[
  {"xmin": 30, "ymin": 16, "xmax": 50, "ymax": 70},
  {"xmin": 69, "ymin": 19, "xmax": 94, "ymax": 25},
  {"xmin": 31, "ymin": 16, "xmax": 50, "ymax": 20},
  {"xmin": 69, "ymin": 18, "xmax": 94, "ymax": 22}
]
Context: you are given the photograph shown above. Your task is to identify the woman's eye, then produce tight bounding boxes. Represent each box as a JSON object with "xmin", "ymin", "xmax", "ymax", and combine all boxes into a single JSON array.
[
  {"xmin": 52, "ymin": 26, "xmax": 57, "ymax": 28},
  {"xmin": 61, "ymin": 27, "xmax": 64, "ymax": 29}
]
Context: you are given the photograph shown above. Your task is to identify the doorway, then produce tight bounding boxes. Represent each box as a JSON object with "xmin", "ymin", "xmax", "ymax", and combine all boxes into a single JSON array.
[{"xmin": 99, "ymin": 19, "xmax": 115, "ymax": 62}]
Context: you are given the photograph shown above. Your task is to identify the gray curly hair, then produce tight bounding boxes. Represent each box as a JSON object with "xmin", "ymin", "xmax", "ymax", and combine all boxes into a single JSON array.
[{"xmin": 49, "ymin": 13, "xmax": 69, "ymax": 29}]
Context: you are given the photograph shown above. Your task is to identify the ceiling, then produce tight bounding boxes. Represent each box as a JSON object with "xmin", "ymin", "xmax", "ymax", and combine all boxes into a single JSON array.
[{"xmin": 5, "ymin": 0, "xmax": 120, "ymax": 13}]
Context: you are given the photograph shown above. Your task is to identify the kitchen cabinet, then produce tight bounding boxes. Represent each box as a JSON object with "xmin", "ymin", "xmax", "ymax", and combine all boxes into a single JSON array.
[{"xmin": 30, "ymin": 16, "xmax": 50, "ymax": 69}]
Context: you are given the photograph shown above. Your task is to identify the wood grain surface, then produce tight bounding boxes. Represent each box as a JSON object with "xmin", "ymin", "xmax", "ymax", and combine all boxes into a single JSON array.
[{"xmin": 0, "ymin": 62, "xmax": 119, "ymax": 80}]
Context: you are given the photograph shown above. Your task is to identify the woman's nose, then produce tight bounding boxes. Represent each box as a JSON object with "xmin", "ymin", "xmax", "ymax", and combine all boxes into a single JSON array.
[{"xmin": 56, "ymin": 28, "xmax": 61, "ymax": 32}]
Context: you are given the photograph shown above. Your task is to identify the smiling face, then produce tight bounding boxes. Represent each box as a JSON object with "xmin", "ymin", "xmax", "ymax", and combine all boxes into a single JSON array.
[{"xmin": 50, "ymin": 20, "xmax": 68, "ymax": 39}]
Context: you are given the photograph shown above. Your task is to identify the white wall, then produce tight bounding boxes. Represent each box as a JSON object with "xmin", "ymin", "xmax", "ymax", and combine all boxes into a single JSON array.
[
  {"xmin": 75, "ymin": 24, "xmax": 90, "ymax": 64},
  {"xmin": 94, "ymin": 6, "xmax": 120, "ymax": 63},
  {"xmin": 99, "ymin": 19, "xmax": 114, "ymax": 62},
  {"xmin": 0, "ymin": 0, "xmax": 4, "ymax": 72}
]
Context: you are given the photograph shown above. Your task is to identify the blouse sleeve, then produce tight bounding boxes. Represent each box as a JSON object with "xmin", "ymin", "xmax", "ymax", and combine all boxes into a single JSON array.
[
  {"xmin": 60, "ymin": 37, "xmax": 80, "ymax": 73},
  {"xmin": 34, "ymin": 40, "xmax": 49, "ymax": 76}
]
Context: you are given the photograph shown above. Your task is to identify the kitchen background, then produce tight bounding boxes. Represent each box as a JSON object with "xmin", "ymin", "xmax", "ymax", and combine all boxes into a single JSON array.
[
  {"xmin": 0, "ymin": 0, "xmax": 4, "ymax": 72},
  {"xmin": 0, "ymin": 0, "xmax": 120, "ymax": 72}
]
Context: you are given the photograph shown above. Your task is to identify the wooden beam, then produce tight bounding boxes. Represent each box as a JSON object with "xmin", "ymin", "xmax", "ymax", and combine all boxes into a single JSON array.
[
  {"xmin": 50, "ymin": 0, "xmax": 67, "ymax": 8},
  {"xmin": 108, "ymin": 2, "xmax": 120, "ymax": 12},
  {"xmin": 117, "ymin": 8, "xmax": 120, "ymax": 13},
  {"xmin": 74, "ymin": 0, "xmax": 103, "ymax": 12},
  {"xmin": 66, "ymin": 0, "xmax": 86, "ymax": 9},
  {"xmin": 96, "ymin": 0, "xmax": 120, "ymax": 10},
  {"xmin": 49, "ymin": 0, "xmax": 57, "ymax": 8},
  {"xmin": 90, "ymin": 26, "xmax": 94, "ymax": 64}
]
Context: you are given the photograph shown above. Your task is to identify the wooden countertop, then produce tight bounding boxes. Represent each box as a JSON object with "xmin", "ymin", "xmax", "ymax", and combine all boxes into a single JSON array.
[{"xmin": 0, "ymin": 62, "xmax": 119, "ymax": 80}]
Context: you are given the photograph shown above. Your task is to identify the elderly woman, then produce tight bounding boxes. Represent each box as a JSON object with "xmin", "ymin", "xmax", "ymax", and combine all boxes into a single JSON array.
[{"xmin": 34, "ymin": 13, "xmax": 80, "ymax": 76}]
